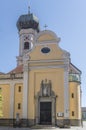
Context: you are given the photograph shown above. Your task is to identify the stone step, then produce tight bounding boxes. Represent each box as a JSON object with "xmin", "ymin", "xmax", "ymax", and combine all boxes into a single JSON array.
[{"xmin": 30, "ymin": 125, "xmax": 56, "ymax": 129}]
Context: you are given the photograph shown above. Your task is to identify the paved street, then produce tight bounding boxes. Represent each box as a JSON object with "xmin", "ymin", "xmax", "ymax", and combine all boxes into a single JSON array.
[{"xmin": 0, "ymin": 121, "xmax": 86, "ymax": 130}]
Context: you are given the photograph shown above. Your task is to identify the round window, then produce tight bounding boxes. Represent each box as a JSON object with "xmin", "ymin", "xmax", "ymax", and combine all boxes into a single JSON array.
[{"xmin": 41, "ymin": 47, "xmax": 50, "ymax": 53}]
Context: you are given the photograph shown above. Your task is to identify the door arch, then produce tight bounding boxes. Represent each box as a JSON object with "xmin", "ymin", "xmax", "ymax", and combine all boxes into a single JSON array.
[{"xmin": 35, "ymin": 79, "xmax": 57, "ymax": 125}]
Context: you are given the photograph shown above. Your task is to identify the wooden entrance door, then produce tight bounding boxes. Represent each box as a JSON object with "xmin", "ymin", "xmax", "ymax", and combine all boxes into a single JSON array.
[{"xmin": 40, "ymin": 102, "xmax": 52, "ymax": 124}]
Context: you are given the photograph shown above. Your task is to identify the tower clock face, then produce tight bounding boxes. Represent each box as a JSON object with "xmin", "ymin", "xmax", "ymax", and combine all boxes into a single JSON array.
[
  {"xmin": 24, "ymin": 34, "xmax": 33, "ymax": 41},
  {"xmin": 29, "ymin": 34, "xmax": 33, "ymax": 41}
]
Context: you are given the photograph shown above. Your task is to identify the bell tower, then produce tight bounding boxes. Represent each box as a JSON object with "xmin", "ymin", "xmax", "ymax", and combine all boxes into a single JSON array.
[{"xmin": 16, "ymin": 9, "xmax": 40, "ymax": 65}]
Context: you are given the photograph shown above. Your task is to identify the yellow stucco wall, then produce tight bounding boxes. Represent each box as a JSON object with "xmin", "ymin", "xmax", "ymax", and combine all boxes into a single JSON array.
[
  {"xmin": 69, "ymin": 82, "xmax": 81, "ymax": 119},
  {"xmin": 28, "ymin": 68, "xmax": 64, "ymax": 119},
  {"xmin": 14, "ymin": 83, "xmax": 23, "ymax": 118},
  {"xmin": 0, "ymin": 84, "xmax": 10, "ymax": 118},
  {"xmin": 28, "ymin": 35, "xmax": 65, "ymax": 120},
  {"xmin": 0, "ymin": 29, "xmax": 81, "ymax": 125},
  {"xmin": 29, "ymin": 44, "xmax": 63, "ymax": 60},
  {"xmin": 37, "ymin": 34, "xmax": 57, "ymax": 42}
]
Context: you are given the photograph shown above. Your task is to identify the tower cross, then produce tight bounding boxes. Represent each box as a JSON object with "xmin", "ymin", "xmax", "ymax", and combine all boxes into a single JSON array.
[
  {"xmin": 44, "ymin": 24, "xmax": 48, "ymax": 30},
  {"xmin": 28, "ymin": 0, "xmax": 31, "ymax": 14},
  {"xmin": 28, "ymin": 6, "xmax": 30, "ymax": 14}
]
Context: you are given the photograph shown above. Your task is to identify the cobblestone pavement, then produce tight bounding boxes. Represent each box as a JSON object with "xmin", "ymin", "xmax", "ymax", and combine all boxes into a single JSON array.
[{"xmin": 0, "ymin": 121, "xmax": 86, "ymax": 130}]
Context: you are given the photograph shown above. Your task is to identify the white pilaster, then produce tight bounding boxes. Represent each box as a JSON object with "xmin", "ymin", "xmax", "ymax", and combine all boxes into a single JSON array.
[
  {"xmin": 64, "ymin": 65, "xmax": 69, "ymax": 118},
  {"xmin": 18, "ymin": 29, "xmax": 24, "ymax": 57},
  {"xmin": 10, "ymin": 82, "xmax": 15, "ymax": 118},
  {"xmin": 22, "ymin": 55, "xmax": 29, "ymax": 119}
]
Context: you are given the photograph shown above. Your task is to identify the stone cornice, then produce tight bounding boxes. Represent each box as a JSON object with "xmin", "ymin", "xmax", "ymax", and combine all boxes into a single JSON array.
[
  {"xmin": 0, "ymin": 73, "xmax": 23, "ymax": 80},
  {"xmin": 29, "ymin": 64, "xmax": 68, "ymax": 70},
  {"xmin": 0, "ymin": 79, "xmax": 23, "ymax": 84},
  {"xmin": 28, "ymin": 59, "xmax": 68, "ymax": 64}
]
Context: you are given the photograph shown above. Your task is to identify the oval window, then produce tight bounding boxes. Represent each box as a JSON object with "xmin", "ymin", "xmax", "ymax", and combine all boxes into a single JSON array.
[{"xmin": 41, "ymin": 47, "xmax": 50, "ymax": 53}]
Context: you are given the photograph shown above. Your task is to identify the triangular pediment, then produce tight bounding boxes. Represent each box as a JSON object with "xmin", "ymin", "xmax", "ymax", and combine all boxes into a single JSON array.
[{"xmin": 28, "ymin": 30, "xmax": 70, "ymax": 61}]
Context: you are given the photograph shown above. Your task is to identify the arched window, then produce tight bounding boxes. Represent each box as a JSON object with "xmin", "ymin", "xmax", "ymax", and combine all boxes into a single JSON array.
[
  {"xmin": 72, "ymin": 111, "xmax": 75, "ymax": 116},
  {"xmin": 18, "ymin": 103, "xmax": 21, "ymax": 109},
  {"xmin": 71, "ymin": 93, "xmax": 74, "ymax": 98},
  {"xmin": 24, "ymin": 42, "xmax": 29, "ymax": 49},
  {"xmin": 18, "ymin": 86, "xmax": 21, "ymax": 92}
]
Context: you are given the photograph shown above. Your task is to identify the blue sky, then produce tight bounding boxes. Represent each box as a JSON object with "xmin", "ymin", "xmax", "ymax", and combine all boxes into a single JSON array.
[{"xmin": 0, "ymin": 0, "xmax": 86, "ymax": 106}]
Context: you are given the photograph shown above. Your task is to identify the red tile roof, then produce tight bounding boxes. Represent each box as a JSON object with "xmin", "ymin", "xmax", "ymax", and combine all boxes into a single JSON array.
[
  {"xmin": 8, "ymin": 64, "xmax": 23, "ymax": 74},
  {"xmin": 0, "ymin": 72, "xmax": 5, "ymax": 74},
  {"xmin": 7, "ymin": 63, "xmax": 81, "ymax": 74}
]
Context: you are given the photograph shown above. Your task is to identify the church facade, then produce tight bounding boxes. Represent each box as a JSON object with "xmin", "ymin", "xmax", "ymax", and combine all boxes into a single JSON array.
[{"xmin": 0, "ymin": 10, "xmax": 82, "ymax": 127}]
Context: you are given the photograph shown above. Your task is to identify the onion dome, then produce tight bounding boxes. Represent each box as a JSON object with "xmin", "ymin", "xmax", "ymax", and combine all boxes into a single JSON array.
[{"xmin": 17, "ymin": 13, "xmax": 40, "ymax": 32}]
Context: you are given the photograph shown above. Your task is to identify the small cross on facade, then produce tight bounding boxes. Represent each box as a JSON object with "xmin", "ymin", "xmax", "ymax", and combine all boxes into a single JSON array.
[
  {"xmin": 28, "ymin": 6, "xmax": 30, "ymax": 14},
  {"xmin": 44, "ymin": 24, "xmax": 48, "ymax": 30},
  {"xmin": 28, "ymin": 0, "xmax": 31, "ymax": 14}
]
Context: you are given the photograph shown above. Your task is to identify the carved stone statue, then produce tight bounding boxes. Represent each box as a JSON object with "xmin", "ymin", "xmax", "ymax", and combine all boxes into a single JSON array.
[{"xmin": 41, "ymin": 79, "xmax": 52, "ymax": 97}]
